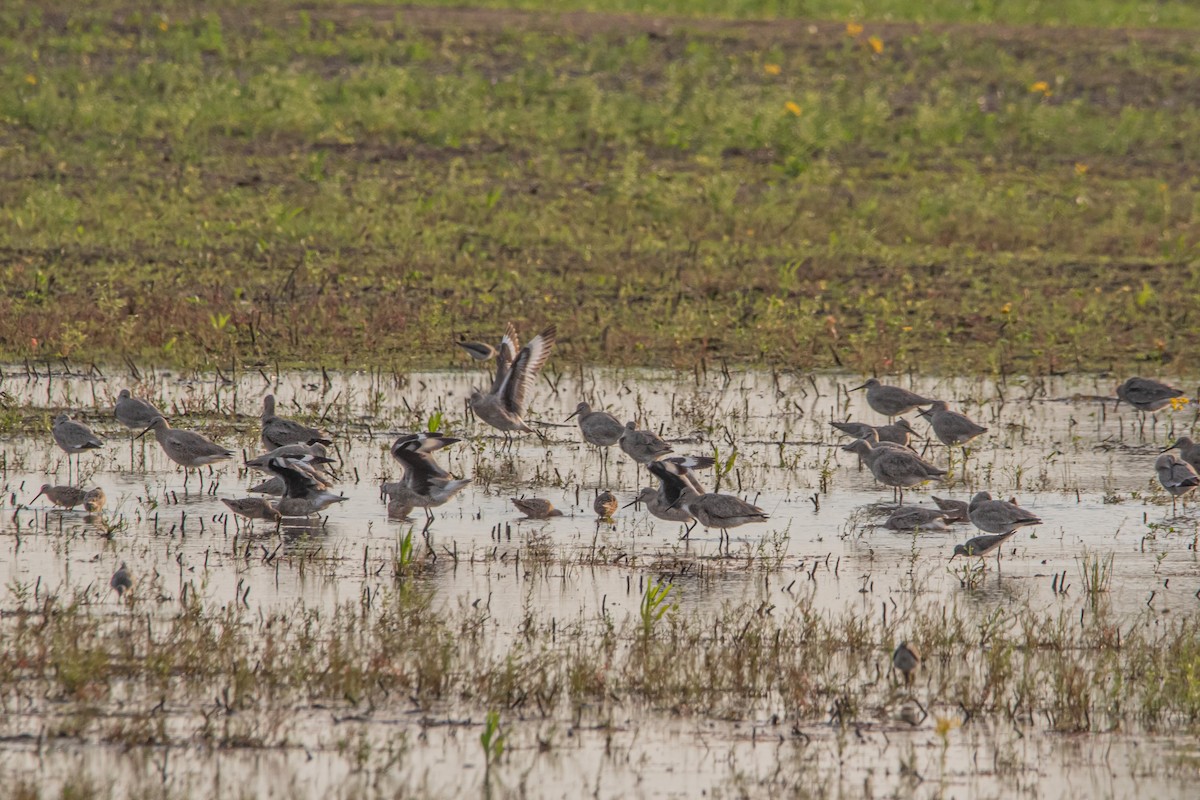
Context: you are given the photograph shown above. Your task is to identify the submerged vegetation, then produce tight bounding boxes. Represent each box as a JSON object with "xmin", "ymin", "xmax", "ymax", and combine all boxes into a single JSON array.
[{"xmin": 0, "ymin": 1, "xmax": 1197, "ymax": 372}]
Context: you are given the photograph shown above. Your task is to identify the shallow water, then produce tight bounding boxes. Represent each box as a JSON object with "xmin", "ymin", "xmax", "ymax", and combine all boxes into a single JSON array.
[{"xmin": 1, "ymin": 364, "xmax": 1198, "ymax": 798}]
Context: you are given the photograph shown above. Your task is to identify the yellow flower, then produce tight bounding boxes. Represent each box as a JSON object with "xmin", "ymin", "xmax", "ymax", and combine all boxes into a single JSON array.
[
  {"xmin": 1074, "ymin": 162, "xmax": 1088, "ymax": 175},
  {"xmin": 901, "ymin": 326, "xmax": 913, "ymax": 332},
  {"xmin": 785, "ymin": 101, "xmax": 802, "ymax": 116},
  {"xmin": 159, "ymin": 20, "xmax": 169, "ymax": 32},
  {"xmin": 846, "ymin": 22, "xmax": 864, "ymax": 37},
  {"xmin": 1170, "ymin": 396, "xmax": 1190, "ymax": 411},
  {"xmin": 24, "ymin": 73, "xmax": 37, "ymax": 85},
  {"xmin": 867, "ymin": 36, "xmax": 883, "ymax": 54},
  {"xmin": 934, "ymin": 716, "xmax": 962, "ymax": 738},
  {"xmin": 1029, "ymin": 80, "xmax": 1051, "ymax": 96},
  {"xmin": 763, "ymin": 63, "xmax": 781, "ymax": 76},
  {"xmin": 1001, "ymin": 302, "xmax": 1012, "ymax": 314}
]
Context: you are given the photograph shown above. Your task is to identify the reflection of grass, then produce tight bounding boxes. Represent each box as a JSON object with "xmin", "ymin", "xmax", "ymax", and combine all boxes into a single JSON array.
[{"xmin": 2, "ymin": 3, "xmax": 1199, "ymax": 373}]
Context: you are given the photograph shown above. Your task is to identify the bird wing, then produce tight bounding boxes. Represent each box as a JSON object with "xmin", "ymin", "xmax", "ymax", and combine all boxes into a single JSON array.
[
  {"xmin": 390, "ymin": 442, "xmax": 447, "ymax": 494},
  {"xmin": 488, "ymin": 323, "xmax": 520, "ymax": 394},
  {"xmin": 268, "ymin": 458, "xmax": 322, "ymax": 499},
  {"xmin": 648, "ymin": 460, "xmax": 689, "ymax": 508},
  {"xmin": 501, "ymin": 325, "xmax": 556, "ymax": 414}
]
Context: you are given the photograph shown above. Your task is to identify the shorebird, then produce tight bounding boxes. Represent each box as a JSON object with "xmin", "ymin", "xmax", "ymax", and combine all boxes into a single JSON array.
[
  {"xmin": 83, "ymin": 487, "xmax": 106, "ymax": 513},
  {"xmin": 567, "ymin": 402, "xmax": 625, "ymax": 447},
  {"xmin": 30, "ymin": 484, "xmax": 89, "ymax": 510},
  {"xmin": 931, "ymin": 496, "xmax": 970, "ymax": 523},
  {"xmin": 649, "ymin": 460, "xmax": 767, "ymax": 555},
  {"xmin": 624, "ymin": 456, "xmax": 717, "ymax": 526},
  {"xmin": 260, "ymin": 395, "xmax": 333, "ymax": 450},
  {"xmin": 1161, "ymin": 437, "xmax": 1200, "ymax": 473},
  {"xmin": 831, "ymin": 418, "xmax": 919, "ymax": 447},
  {"xmin": 841, "ymin": 439, "xmax": 946, "ymax": 504},
  {"xmin": 851, "ymin": 379, "xmax": 936, "ymax": 419},
  {"xmin": 387, "ymin": 498, "xmax": 414, "ymax": 520},
  {"xmin": 388, "ymin": 432, "xmax": 472, "ymax": 521},
  {"xmin": 892, "ymin": 641, "xmax": 921, "ymax": 686},
  {"xmin": 967, "ymin": 492, "xmax": 1042, "ymax": 534},
  {"xmin": 52, "ymin": 413, "xmax": 104, "ymax": 481},
  {"xmin": 245, "ymin": 442, "xmax": 331, "ymax": 470},
  {"xmin": 1156, "ymin": 453, "xmax": 1200, "ymax": 513},
  {"xmin": 594, "ymin": 491, "xmax": 618, "ymax": 521},
  {"xmin": 918, "ymin": 401, "xmax": 987, "ymax": 447},
  {"xmin": 1116, "ymin": 377, "xmax": 1185, "ymax": 413},
  {"xmin": 114, "ymin": 389, "xmax": 164, "ymax": 430},
  {"xmin": 881, "ymin": 506, "xmax": 948, "ymax": 532},
  {"xmin": 457, "ymin": 340, "xmax": 497, "ymax": 361},
  {"xmin": 619, "ymin": 421, "xmax": 673, "ymax": 464},
  {"xmin": 951, "ymin": 530, "xmax": 1018, "ymax": 568},
  {"xmin": 110, "ymin": 562, "xmax": 132, "ymax": 599},
  {"xmin": 469, "ymin": 323, "xmax": 556, "ymax": 440},
  {"xmin": 265, "ymin": 457, "xmax": 347, "ymax": 516},
  {"xmin": 137, "ymin": 416, "xmax": 232, "ymax": 491},
  {"xmin": 512, "ymin": 497, "xmax": 563, "ymax": 519},
  {"xmin": 222, "ymin": 497, "xmax": 282, "ymax": 523}
]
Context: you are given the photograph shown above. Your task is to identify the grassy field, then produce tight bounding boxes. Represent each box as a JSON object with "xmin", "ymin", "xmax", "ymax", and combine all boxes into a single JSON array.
[{"xmin": 0, "ymin": 1, "xmax": 1197, "ymax": 373}]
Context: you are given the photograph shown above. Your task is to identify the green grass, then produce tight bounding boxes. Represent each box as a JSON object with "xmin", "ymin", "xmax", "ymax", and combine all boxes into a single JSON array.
[{"xmin": 0, "ymin": 1, "xmax": 1197, "ymax": 373}]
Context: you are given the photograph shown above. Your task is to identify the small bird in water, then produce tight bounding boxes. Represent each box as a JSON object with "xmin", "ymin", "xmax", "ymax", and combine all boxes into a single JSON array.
[
  {"xmin": 881, "ymin": 506, "xmax": 948, "ymax": 532},
  {"xmin": 512, "ymin": 497, "xmax": 564, "ymax": 519},
  {"xmin": 110, "ymin": 562, "xmax": 132, "ymax": 599},
  {"xmin": 567, "ymin": 402, "xmax": 626, "ymax": 447},
  {"xmin": 951, "ymin": 530, "xmax": 1018, "ymax": 569},
  {"xmin": 114, "ymin": 389, "xmax": 164, "ymax": 431},
  {"xmin": 30, "ymin": 484, "xmax": 89, "ymax": 510},
  {"xmin": 1155, "ymin": 453, "xmax": 1200, "ymax": 514},
  {"xmin": 625, "ymin": 456, "xmax": 717, "ymax": 526},
  {"xmin": 221, "ymin": 497, "xmax": 283, "ymax": 523},
  {"xmin": 931, "ymin": 496, "xmax": 970, "ymax": 523},
  {"xmin": 850, "ymin": 379, "xmax": 936, "ymax": 419},
  {"xmin": 388, "ymin": 433, "xmax": 472, "ymax": 522},
  {"xmin": 265, "ymin": 457, "xmax": 348, "ymax": 517},
  {"xmin": 260, "ymin": 395, "xmax": 333, "ymax": 451},
  {"xmin": 387, "ymin": 498, "xmax": 415, "ymax": 520},
  {"xmin": 1115, "ymin": 377, "xmax": 1186, "ymax": 413},
  {"xmin": 892, "ymin": 641, "xmax": 921, "ymax": 686},
  {"xmin": 469, "ymin": 323, "xmax": 556, "ymax": 439},
  {"xmin": 967, "ymin": 492, "xmax": 1041, "ymax": 534},
  {"xmin": 83, "ymin": 487, "xmax": 106, "ymax": 513},
  {"xmin": 593, "ymin": 491, "xmax": 618, "ymax": 521},
  {"xmin": 830, "ymin": 418, "xmax": 919, "ymax": 447},
  {"xmin": 138, "ymin": 416, "xmax": 232, "ymax": 491},
  {"xmin": 649, "ymin": 460, "xmax": 767, "ymax": 556},
  {"xmin": 841, "ymin": 439, "xmax": 946, "ymax": 504},
  {"xmin": 52, "ymin": 412, "xmax": 104, "ymax": 481},
  {"xmin": 618, "ymin": 421, "xmax": 673, "ymax": 465}
]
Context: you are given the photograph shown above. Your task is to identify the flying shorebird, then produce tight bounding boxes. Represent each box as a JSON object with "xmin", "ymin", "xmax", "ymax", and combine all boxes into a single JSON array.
[
  {"xmin": 456, "ymin": 340, "xmax": 497, "ymax": 361},
  {"xmin": 388, "ymin": 432, "xmax": 472, "ymax": 522},
  {"xmin": 260, "ymin": 395, "xmax": 333, "ymax": 451},
  {"xmin": 137, "ymin": 416, "xmax": 232, "ymax": 491},
  {"xmin": 469, "ymin": 323, "xmax": 556, "ymax": 440},
  {"xmin": 264, "ymin": 457, "xmax": 347, "ymax": 517}
]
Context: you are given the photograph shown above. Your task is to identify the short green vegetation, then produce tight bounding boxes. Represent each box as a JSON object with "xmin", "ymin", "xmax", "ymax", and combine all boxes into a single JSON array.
[{"xmin": 0, "ymin": 1, "xmax": 1197, "ymax": 373}]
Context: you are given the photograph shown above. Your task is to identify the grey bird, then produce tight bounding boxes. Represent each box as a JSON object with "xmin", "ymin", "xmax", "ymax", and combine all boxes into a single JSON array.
[
  {"xmin": 931, "ymin": 496, "xmax": 970, "ymax": 523},
  {"xmin": 1155, "ymin": 453, "xmax": 1200, "ymax": 513},
  {"xmin": 951, "ymin": 530, "xmax": 1018, "ymax": 567},
  {"xmin": 882, "ymin": 506, "xmax": 949, "ymax": 532},
  {"xmin": 918, "ymin": 401, "xmax": 988, "ymax": 447},
  {"xmin": 387, "ymin": 499, "xmax": 415, "ymax": 520},
  {"xmin": 512, "ymin": 497, "xmax": 564, "ymax": 519},
  {"xmin": 594, "ymin": 491, "xmax": 618, "ymax": 520},
  {"xmin": 850, "ymin": 379, "xmax": 936, "ymax": 418},
  {"xmin": 388, "ymin": 433, "xmax": 472, "ymax": 521},
  {"xmin": 52, "ymin": 412, "xmax": 104, "ymax": 481},
  {"xmin": 831, "ymin": 418, "xmax": 920, "ymax": 447},
  {"xmin": 841, "ymin": 439, "xmax": 946, "ymax": 504},
  {"xmin": 114, "ymin": 389, "xmax": 164, "ymax": 430},
  {"xmin": 469, "ymin": 323, "xmax": 556, "ymax": 438},
  {"xmin": 1161, "ymin": 437, "xmax": 1200, "ymax": 473},
  {"xmin": 649, "ymin": 459, "xmax": 767, "ymax": 555},
  {"xmin": 567, "ymin": 402, "xmax": 626, "ymax": 447},
  {"xmin": 110, "ymin": 561, "xmax": 132, "ymax": 599},
  {"xmin": 137, "ymin": 416, "xmax": 232, "ymax": 491},
  {"xmin": 245, "ymin": 442, "xmax": 331, "ymax": 471},
  {"xmin": 265, "ymin": 457, "xmax": 348, "ymax": 517},
  {"xmin": 222, "ymin": 497, "xmax": 283, "ymax": 523},
  {"xmin": 30, "ymin": 484, "xmax": 89, "ymax": 509},
  {"xmin": 967, "ymin": 492, "xmax": 1042, "ymax": 534},
  {"xmin": 892, "ymin": 642, "xmax": 921, "ymax": 686},
  {"xmin": 260, "ymin": 395, "xmax": 333, "ymax": 451},
  {"xmin": 619, "ymin": 421, "xmax": 673, "ymax": 464},
  {"xmin": 1116, "ymin": 377, "xmax": 1185, "ymax": 413}
]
